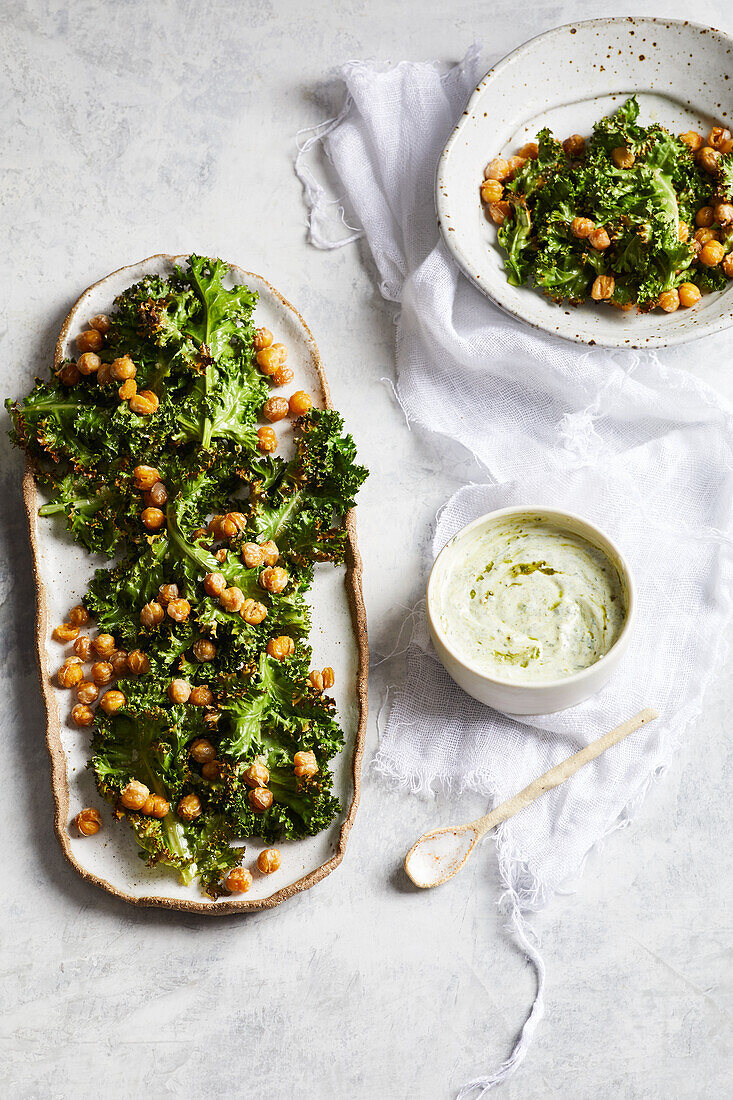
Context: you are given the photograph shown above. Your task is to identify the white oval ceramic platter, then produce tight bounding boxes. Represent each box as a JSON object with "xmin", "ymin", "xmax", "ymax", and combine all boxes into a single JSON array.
[
  {"xmin": 24, "ymin": 255, "xmax": 368, "ymax": 913},
  {"xmin": 437, "ymin": 17, "xmax": 733, "ymax": 349}
]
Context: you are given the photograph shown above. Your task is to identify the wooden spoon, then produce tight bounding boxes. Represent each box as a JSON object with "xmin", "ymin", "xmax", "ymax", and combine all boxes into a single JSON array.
[{"xmin": 404, "ymin": 707, "xmax": 658, "ymax": 889}]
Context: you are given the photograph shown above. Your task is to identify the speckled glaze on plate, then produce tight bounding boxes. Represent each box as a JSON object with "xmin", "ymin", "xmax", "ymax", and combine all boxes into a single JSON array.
[
  {"xmin": 437, "ymin": 17, "xmax": 733, "ymax": 349},
  {"xmin": 24, "ymin": 255, "xmax": 369, "ymax": 914}
]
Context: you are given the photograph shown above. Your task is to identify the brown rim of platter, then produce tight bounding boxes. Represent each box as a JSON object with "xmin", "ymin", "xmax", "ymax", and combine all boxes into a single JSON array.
[{"xmin": 22, "ymin": 253, "xmax": 369, "ymax": 914}]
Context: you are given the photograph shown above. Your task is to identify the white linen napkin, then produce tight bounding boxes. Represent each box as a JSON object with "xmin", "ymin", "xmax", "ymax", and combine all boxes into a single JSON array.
[{"xmin": 298, "ymin": 48, "xmax": 733, "ymax": 1094}]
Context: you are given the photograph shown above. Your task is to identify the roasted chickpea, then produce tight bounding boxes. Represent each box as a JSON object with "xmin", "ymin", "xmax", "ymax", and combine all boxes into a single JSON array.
[
  {"xmin": 157, "ymin": 583, "xmax": 179, "ymax": 606},
  {"xmin": 700, "ymin": 240, "xmax": 725, "ymax": 267},
  {"xmin": 505, "ymin": 154, "xmax": 526, "ymax": 180},
  {"xmin": 89, "ymin": 314, "xmax": 111, "ymax": 334},
  {"xmin": 293, "ymin": 750, "xmax": 318, "ymax": 779},
  {"xmin": 100, "ymin": 689, "xmax": 126, "ymax": 715},
  {"xmin": 91, "ymin": 633, "xmax": 115, "ymax": 658},
  {"xmin": 190, "ymin": 738, "xmax": 217, "ymax": 764},
  {"xmin": 75, "ymin": 807, "xmax": 102, "ymax": 836},
  {"xmin": 127, "ymin": 649, "xmax": 150, "ymax": 675},
  {"xmin": 214, "ymin": 548, "xmax": 227, "ymax": 565},
  {"xmin": 192, "ymin": 638, "xmax": 216, "ymax": 662},
  {"xmin": 202, "ymin": 760, "xmax": 225, "ymax": 781},
  {"xmin": 256, "ymin": 344, "xmax": 288, "ymax": 375},
  {"xmin": 192, "ymin": 527, "xmax": 208, "ymax": 541},
  {"xmin": 177, "ymin": 793, "xmax": 202, "ymax": 821},
  {"xmin": 714, "ymin": 203, "xmax": 733, "ymax": 226},
  {"xmin": 257, "ymin": 426, "xmax": 278, "ymax": 453},
  {"xmin": 57, "ymin": 362, "xmax": 81, "ymax": 386},
  {"xmin": 76, "ymin": 680, "xmax": 99, "ymax": 705},
  {"xmin": 257, "ymin": 848, "xmax": 281, "ymax": 874},
  {"xmin": 76, "ymin": 328, "xmax": 103, "ymax": 353},
  {"xmin": 611, "ymin": 146, "xmax": 635, "ymax": 169},
  {"xmin": 141, "ymin": 506, "xmax": 165, "ymax": 532},
  {"xmin": 678, "ymin": 221, "xmax": 690, "ymax": 242},
  {"xmin": 589, "ymin": 227, "xmax": 610, "ymax": 251},
  {"xmin": 207, "ymin": 514, "xmax": 224, "ymax": 536},
  {"xmin": 679, "ymin": 130, "xmax": 704, "ymax": 152},
  {"xmin": 253, "ymin": 327, "xmax": 274, "ymax": 350},
  {"xmin": 266, "ymin": 635, "xmax": 294, "ymax": 660},
  {"xmin": 96, "ymin": 362, "xmax": 114, "ymax": 386},
  {"xmin": 219, "ymin": 586, "xmax": 245, "ymax": 613},
  {"xmin": 248, "ymin": 787, "xmax": 273, "ymax": 813},
  {"xmin": 204, "ymin": 571, "xmax": 227, "ymax": 598},
  {"xmin": 518, "ymin": 141, "xmax": 539, "ymax": 160},
  {"xmin": 723, "ymin": 254, "xmax": 733, "ymax": 279},
  {"xmin": 591, "ymin": 275, "xmax": 615, "ymax": 301},
  {"xmin": 562, "ymin": 134, "xmax": 586, "ymax": 158},
  {"xmin": 68, "ymin": 604, "xmax": 89, "ymax": 627},
  {"xmin": 129, "ymin": 390, "xmax": 159, "ymax": 416},
  {"xmin": 262, "ymin": 396, "xmax": 289, "ymax": 422},
  {"xmin": 52, "ymin": 623, "xmax": 80, "ymax": 643},
  {"xmin": 697, "ymin": 147, "xmax": 721, "ymax": 174},
  {"xmin": 480, "ymin": 179, "xmax": 503, "ymax": 204},
  {"xmin": 145, "ymin": 482, "xmax": 168, "ymax": 508},
  {"xmin": 168, "ymin": 678, "xmax": 191, "ymax": 704},
  {"xmin": 166, "ymin": 598, "xmax": 191, "ymax": 622},
  {"xmin": 484, "ymin": 156, "xmax": 509, "ymax": 181},
  {"xmin": 225, "ymin": 867, "xmax": 253, "ymax": 893},
  {"xmin": 120, "ymin": 779, "xmax": 149, "ymax": 811},
  {"xmin": 91, "ymin": 661, "xmax": 114, "ymax": 686},
  {"xmin": 695, "ymin": 227, "xmax": 718, "ymax": 246},
  {"xmin": 119, "ymin": 379, "xmax": 137, "ymax": 400},
  {"xmin": 140, "ymin": 600, "xmax": 165, "ymax": 628},
  {"xmin": 109, "ymin": 649, "xmax": 129, "ymax": 676},
  {"xmin": 678, "ymin": 282, "xmax": 702, "ymax": 307},
  {"xmin": 658, "ymin": 289, "xmax": 680, "ymax": 313},
  {"xmin": 142, "ymin": 794, "xmax": 170, "ymax": 818},
  {"xmin": 244, "ymin": 762, "xmax": 270, "ymax": 788},
  {"xmin": 309, "ymin": 666, "xmax": 335, "ymax": 693},
  {"xmin": 73, "ymin": 635, "xmax": 93, "ymax": 661},
  {"xmin": 133, "ymin": 465, "xmax": 161, "ymax": 491},
  {"xmin": 71, "ymin": 703, "xmax": 95, "ymax": 728},
  {"xmin": 571, "ymin": 217, "xmax": 595, "ymax": 239},
  {"xmin": 696, "ymin": 206, "xmax": 714, "ymax": 228},
  {"xmin": 57, "ymin": 661, "xmax": 84, "ymax": 689},
  {"xmin": 77, "ymin": 351, "xmax": 101, "ymax": 375},
  {"xmin": 241, "ymin": 598, "xmax": 267, "ymax": 626},
  {"xmin": 111, "ymin": 356, "xmax": 136, "ymax": 381},
  {"xmin": 271, "ymin": 365, "xmax": 294, "ymax": 387},
  {"xmin": 487, "ymin": 201, "xmax": 511, "ymax": 227},
  {"xmin": 241, "ymin": 542, "xmax": 264, "ymax": 569},
  {"xmin": 708, "ymin": 126, "xmax": 733, "ymax": 154},
  {"xmin": 259, "ymin": 566, "xmax": 288, "ymax": 594},
  {"xmin": 189, "ymin": 684, "xmax": 214, "ymax": 707},
  {"xmin": 289, "ymin": 390, "xmax": 312, "ymax": 417}
]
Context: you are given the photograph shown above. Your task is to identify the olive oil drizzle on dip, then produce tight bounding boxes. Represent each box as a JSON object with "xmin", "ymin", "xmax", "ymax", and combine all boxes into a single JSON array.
[{"xmin": 435, "ymin": 517, "xmax": 627, "ymax": 684}]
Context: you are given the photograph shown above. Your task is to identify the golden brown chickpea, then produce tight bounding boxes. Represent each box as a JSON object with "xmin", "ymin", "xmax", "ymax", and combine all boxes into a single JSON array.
[
  {"xmin": 142, "ymin": 794, "xmax": 170, "ymax": 818},
  {"xmin": 192, "ymin": 638, "xmax": 216, "ymax": 662},
  {"xmin": 714, "ymin": 203, "xmax": 733, "ymax": 226},
  {"xmin": 189, "ymin": 684, "xmax": 214, "ymax": 707},
  {"xmin": 589, "ymin": 227, "xmax": 611, "ymax": 251},
  {"xmin": 73, "ymin": 635, "xmax": 93, "ymax": 661},
  {"xmin": 72, "ymin": 703, "xmax": 95, "ymax": 728},
  {"xmin": 289, "ymin": 390, "xmax": 312, "ymax": 417},
  {"xmin": 120, "ymin": 779, "xmax": 150, "ymax": 811},
  {"xmin": 192, "ymin": 527, "xmax": 208, "ymax": 541},
  {"xmin": 658, "ymin": 289, "xmax": 680, "ymax": 313},
  {"xmin": 157, "ymin": 583, "xmax": 179, "ymax": 606},
  {"xmin": 248, "ymin": 787, "xmax": 274, "ymax": 813},
  {"xmin": 256, "ymin": 344, "xmax": 288, "ymax": 375},
  {"xmin": 141, "ymin": 506, "xmax": 165, "ymax": 532},
  {"xmin": 484, "ymin": 156, "xmax": 509, "ymax": 181},
  {"xmin": 241, "ymin": 598, "xmax": 268, "ymax": 625},
  {"xmin": 697, "ymin": 146, "xmax": 721, "ymax": 174},
  {"xmin": 91, "ymin": 661, "xmax": 114, "ymax": 686},
  {"xmin": 611, "ymin": 146, "xmax": 635, "ymax": 169},
  {"xmin": 480, "ymin": 179, "xmax": 503, "ymax": 204},
  {"xmin": 708, "ymin": 126, "xmax": 733, "ymax": 154},
  {"xmin": 487, "ymin": 201, "xmax": 511, "ymax": 226},
  {"xmin": 75, "ymin": 807, "xmax": 102, "ymax": 836},
  {"xmin": 145, "ymin": 482, "xmax": 168, "ymax": 509},
  {"xmin": 120, "ymin": 379, "xmax": 135, "ymax": 399},
  {"xmin": 678, "ymin": 221, "xmax": 690, "ymax": 242},
  {"xmin": 52, "ymin": 623, "xmax": 80, "ymax": 643},
  {"xmin": 260, "ymin": 540, "xmax": 279, "ymax": 566},
  {"xmin": 678, "ymin": 282, "xmax": 702, "ymax": 307},
  {"xmin": 271, "ymin": 365, "xmax": 294, "ymax": 387},
  {"xmin": 57, "ymin": 661, "xmax": 84, "ymax": 689},
  {"xmin": 89, "ymin": 314, "xmax": 111, "ymax": 334},
  {"xmin": 202, "ymin": 760, "xmax": 225, "ymax": 781},
  {"xmin": 111, "ymin": 356, "xmax": 136, "ymax": 381},
  {"xmin": 127, "ymin": 649, "xmax": 150, "ymax": 675},
  {"xmin": 257, "ymin": 426, "xmax": 278, "ymax": 453},
  {"xmin": 217, "ymin": 515, "xmax": 237, "ymax": 539},
  {"xmin": 133, "ymin": 465, "xmax": 161, "ymax": 491},
  {"xmin": 203, "ymin": 571, "xmax": 227, "ymax": 598},
  {"xmin": 700, "ymin": 240, "xmax": 725, "ymax": 267},
  {"xmin": 96, "ymin": 362, "xmax": 114, "ymax": 385},
  {"xmin": 68, "ymin": 605, "xmax": 89, "ymax": 627},
  {"xmin": 190, "ymin": 738, "xmax": 217, "ymax": 764},
  {"xmin": 129, "ymin": 390, "xmax": 159, "ymax": 416},
  {"xmin": 259, "ymin": 566, "xmax": 288, "ymax": 594},
  {"xmin": 243, "ymin": 761, "xmax": 270, "ymax": 788},
  {"xmin": 219, "ymin": 586, "xmax": 245, "ymax": 613},
  {"xmin": 76, "ymin": 329, "xmax": 104, "ymax": 353},
  {"xmin": 571, "ymin": 217, "xmax": 595, "ymax": 239},
  {"xmin": 679, "ymin": 130, "xmax": 704, "ymax": 152},
  {"xmin": 57, "ymin": 362, "xmax": 81, "ymax": 386},
  {"xmin": 207, "ymin": 514, "xmax": 224, "ymax": 535},
  {"xmin": 262, "ymin": 396, "xmax": 289, "ymax": 422},
  {"xmin": 166, "ymin": 598, "xmax": 191, "ymax": 623},
  {"xmin": 225, "ymin": 867, "xmax": 253, "ymax": 893},
  {"xmin": 92, "ymin": 633, "xmax": 116, "ymax": 658},
  {"xmin": 214, "ymin": 547, "xmax": 227, "ymax": 563},
  {"xmin": 100, "ymin": 689, "xmax": 126, "ymax": 715},
  {"xmin": 293, "ymin": 750, "xmax": 318, "ymax": 779},
  {"xmin": 76, "ymin": 680, "xmax": 99, "ymax": 705},
  {"xmin": 140, "ymin": 600, "xmax": 165, "ymax": 629},
  {"xmin": 177, "ymin": 793, "xmax": 202, "ymax": 821},
  {"xmin": 241, "ymin": 542, "xmax": 265, "ymax": 569},
  {"xmin": 257, "ymin": 848, "xmax": 281, "ymax": 874},
  {"xmin": 168, "ymin": 678, "xmax": 191, "ymax": 704},
  {"xmin": 77, "ymin": 351, "xmax": 101, "ymax": 376},
  {"xmin": 109, "ymin": 649, "xmax": 129, "ymax": 676},
  {"xmin": 694, "ymin": 227, "xmax": 718, "ymax": 246},
  {"xmin": 696, "ymin": 206, "xmax": 714, "ymax": 228},
  {"xmin": 562, "ymin": 134, "xmax": 586, "ymax": 159},
  {"xmin": 518, "ymin": 141, "xmax": 539, "ymax": 161},
  {"xmin": 266, "ymin": 635, "xmax": 295, "ymax": 660},
  {"xmin": 505, "ymin": 154, "xmax": 526, "ymax": 180},
  {"xmin": 253, "ymin": 327, "xmax": 274, "ymax": 350},
  {"xmin": 309, "ymin": 666, "xmax": 335, "ymax": 693},
  {"xmin": 590, "ymin": 275, "xmax": 615, "ymax": 301},
  {"xmin": 724, "ymin": 255, "xmax": 733, "ymax": 279}
]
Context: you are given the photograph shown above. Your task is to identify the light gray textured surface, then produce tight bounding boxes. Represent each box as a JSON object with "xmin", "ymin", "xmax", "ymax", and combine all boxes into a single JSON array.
[{"xmin": 2, "ymin": 1, "xmax": 732, "ymax": 1097}]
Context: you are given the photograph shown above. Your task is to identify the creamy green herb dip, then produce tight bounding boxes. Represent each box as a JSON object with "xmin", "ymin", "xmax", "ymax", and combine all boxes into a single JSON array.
[{"xmin": 433, "ymin": 516, "xmax": 627, "ymax": 683}]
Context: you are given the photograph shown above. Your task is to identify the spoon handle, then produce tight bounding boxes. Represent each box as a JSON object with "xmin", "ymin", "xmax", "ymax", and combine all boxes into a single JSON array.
[{"xmin": 472, "ymin": 707, "xmax": 659, "ymax": 839}]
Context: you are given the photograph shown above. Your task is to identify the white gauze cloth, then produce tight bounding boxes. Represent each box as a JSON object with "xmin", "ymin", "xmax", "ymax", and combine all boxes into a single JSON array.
[{"xmin": 297, "ymin": 48, "xmax": 733, "ymax": 1095}]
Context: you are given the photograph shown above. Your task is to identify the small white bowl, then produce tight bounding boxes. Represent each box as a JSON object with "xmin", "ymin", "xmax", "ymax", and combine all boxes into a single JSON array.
[{"xmin": 426, "ymin": 507, "xmax": 635, "ymax": 715}]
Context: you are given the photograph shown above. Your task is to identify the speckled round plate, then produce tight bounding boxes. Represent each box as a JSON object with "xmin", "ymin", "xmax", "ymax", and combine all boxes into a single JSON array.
[
  {"xmin": 437, "ymin": 17, "xmax": 733, "ymax": 349},
  {"xmin": 24, "ymin": 255, "xmax": 368, "ymax": 913}
]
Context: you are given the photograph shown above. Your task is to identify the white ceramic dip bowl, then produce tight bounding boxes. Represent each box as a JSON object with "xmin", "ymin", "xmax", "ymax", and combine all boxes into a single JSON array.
[{"xmin": 426, "ymin": 507, "xmax": 635, "ymax": 715}]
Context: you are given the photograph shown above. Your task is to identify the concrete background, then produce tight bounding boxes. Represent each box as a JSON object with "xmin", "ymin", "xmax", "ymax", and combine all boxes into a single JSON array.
[{"xmin": 2, "ymin": 1, "xmax": 732, "ymax": 1096}]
